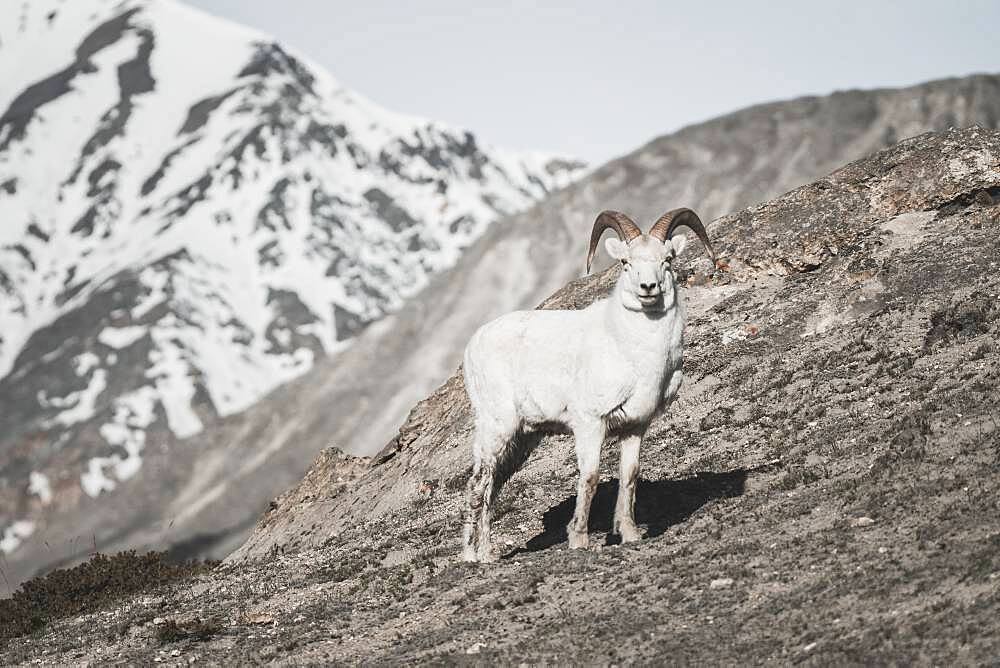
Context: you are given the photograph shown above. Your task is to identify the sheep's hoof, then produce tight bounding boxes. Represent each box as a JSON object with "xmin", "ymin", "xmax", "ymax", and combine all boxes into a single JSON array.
[
  {"xmin": 477, "ymin": 548, "xmax": 498, "ymax": 563},
  {"xmin": 567, "ymin": 529, "xmax": 589, "ymax": 549},
  {"xmin": 618, "ymin": 524, "xmax": 644, "ymax": 543}
]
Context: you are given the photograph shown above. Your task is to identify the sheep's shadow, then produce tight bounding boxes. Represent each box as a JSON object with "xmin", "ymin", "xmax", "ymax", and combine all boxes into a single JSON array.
[{"xmin": 508, "ymin": 469, "xmax": 749, "ymax": 557}]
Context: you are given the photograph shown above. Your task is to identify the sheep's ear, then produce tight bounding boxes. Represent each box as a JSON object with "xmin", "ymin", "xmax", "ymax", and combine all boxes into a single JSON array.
[
  {"xmin": 669, "ymin": 234, "xmax": 687, "ymax": 258},
  {"xmin": 605, "ymin": 237, "xmax": 629, "ymax": 261}
]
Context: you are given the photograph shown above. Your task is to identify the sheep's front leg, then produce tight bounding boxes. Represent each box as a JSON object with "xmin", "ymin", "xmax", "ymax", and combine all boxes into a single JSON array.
[
  {"xmin": 567, "ymin": 421, "xmax": 605, "ymax": 549},
  {"xmin": 613, "ymin": 433, "xmax": 644, "ymax": 543}
]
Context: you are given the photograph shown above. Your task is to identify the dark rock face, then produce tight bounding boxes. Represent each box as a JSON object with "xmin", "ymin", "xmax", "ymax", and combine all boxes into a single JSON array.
[
  {"xmin": 363, "ymin": 187, "xmax": 419, "ymax": 232},
  {"xmin": 5, "ymin": 128, "xmax": 998, "ymax": 666}
]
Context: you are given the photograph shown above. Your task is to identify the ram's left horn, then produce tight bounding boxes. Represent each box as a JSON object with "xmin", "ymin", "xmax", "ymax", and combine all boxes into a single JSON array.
[{"xmin": 648, "ymin": 207, "xmax": 716, "ymax": 262}]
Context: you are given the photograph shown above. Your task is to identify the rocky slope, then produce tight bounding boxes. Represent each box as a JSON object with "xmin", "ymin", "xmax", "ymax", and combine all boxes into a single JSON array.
[
  {"xmin": 236, "ymin": 125, "xmax": 1000, "ymax": 560},
  {"xmin": 60, "ymin": 72, "xmax": 997, "ymax": 574},
  {"xmin": 0, "ymin": 0, "xmax": 582, "ymax": 581},
  {"xmin": 3, "ymin": 127, "xmax": 997, "ymax": 665}
]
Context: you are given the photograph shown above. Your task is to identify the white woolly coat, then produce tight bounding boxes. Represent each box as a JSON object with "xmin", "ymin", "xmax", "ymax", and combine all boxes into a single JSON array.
[{"xmin": 463, "ymin": 276, "xmax": 685, "ymax": 442}]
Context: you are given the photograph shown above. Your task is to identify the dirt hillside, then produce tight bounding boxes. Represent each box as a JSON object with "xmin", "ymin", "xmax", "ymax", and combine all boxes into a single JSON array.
[{"xmin": 3, "ymin": 127, "xmax": 998, "ymax": 665}]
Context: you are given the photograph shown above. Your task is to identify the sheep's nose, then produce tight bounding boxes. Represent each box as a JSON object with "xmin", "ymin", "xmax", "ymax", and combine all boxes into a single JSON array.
[{"xmin": 640, "ymin": 282, "xmax": 656, "ymax": 292}]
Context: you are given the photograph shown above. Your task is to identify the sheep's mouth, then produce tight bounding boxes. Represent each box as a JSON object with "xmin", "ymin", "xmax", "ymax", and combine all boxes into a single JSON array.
[{"xmin": 637, "ymin": 294, "xmax": 662, "ymax": 308}]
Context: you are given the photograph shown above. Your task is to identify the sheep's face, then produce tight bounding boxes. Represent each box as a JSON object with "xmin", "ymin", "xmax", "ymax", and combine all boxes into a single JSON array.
[{"xmin": 605, "ymin": 234, "xmax": 687, "ymax": 312}]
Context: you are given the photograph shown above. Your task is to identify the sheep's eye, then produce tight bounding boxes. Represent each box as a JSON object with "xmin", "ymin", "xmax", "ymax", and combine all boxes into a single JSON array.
[{"xmin": 621, "ymin": 259, "xmax": 629, "ymax": 268}]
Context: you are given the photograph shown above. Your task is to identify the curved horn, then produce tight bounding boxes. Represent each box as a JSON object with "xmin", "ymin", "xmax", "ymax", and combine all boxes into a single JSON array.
[
  {"xmin": 648, "ymin": 207, "xmax": 716, "ymax": 261},
  {"xmin": 586, "ymin": 210, "xmax": 642, "ymax": 273}
]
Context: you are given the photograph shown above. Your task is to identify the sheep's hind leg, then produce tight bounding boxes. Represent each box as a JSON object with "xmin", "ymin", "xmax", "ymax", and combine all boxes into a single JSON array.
[
  {"xmin": 567, "ymin": 421, "xmax": 606, "ymax": 550},
  {"xmin": 613, "ymin": 433, "xmax": 644, "ymax": 543},
  {"xmin": 463, "ymin": 424, "xmax": 507, "ymax": 562},
  {"xmin": 474, "ymin": 462, "xmax": 501, "ymax": 563}
]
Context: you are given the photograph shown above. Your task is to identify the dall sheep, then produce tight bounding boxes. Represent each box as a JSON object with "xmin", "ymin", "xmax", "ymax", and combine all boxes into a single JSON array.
[{"xmin": 461, "ymin": 208, "xmax": 716, "ymax": 562}]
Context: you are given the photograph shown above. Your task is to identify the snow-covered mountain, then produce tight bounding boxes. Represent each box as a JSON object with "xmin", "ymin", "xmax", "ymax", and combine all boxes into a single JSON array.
[{"xmin": 0, "ymin": 0, "xmax": 583, "ymax": 559}]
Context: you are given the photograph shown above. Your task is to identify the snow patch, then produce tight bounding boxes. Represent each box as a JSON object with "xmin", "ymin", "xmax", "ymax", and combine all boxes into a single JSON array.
[
  {"xmin": 148, "ymin": 329, "xmax": 203, "ymax": 438},
  {"xmin": 0, "ymin": 520, "xmax": 36, "ymax": 554},
  {"xmin": 86, "ymin": 385, "xmax": 160, "ymax": 496},
  {"xmin": 41, "ymin": 369, "xmax": 108, "ymax": 426},
  {"xmin": 73, "ymin": 351, "xmax": 101, "ymax": 376},
  {"xmin": 81, "ymin": 458, "xmax": 118, "ymax": 498},
  {"xmin": 132, "ymin": 266, "xmax": 169, "ymax": 320},
  {"xmin": 28, "ymin": 471, "xmax": 53, "ymax": 505},
  {"xmin": 98, "ymin": 325, "xmax": 148, "ymax": 349}
]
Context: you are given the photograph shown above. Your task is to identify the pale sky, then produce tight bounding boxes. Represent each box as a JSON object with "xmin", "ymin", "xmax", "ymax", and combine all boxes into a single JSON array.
[{"xmin": 186, "ymin": 0, "xmax": 1000, "ymax": 164}]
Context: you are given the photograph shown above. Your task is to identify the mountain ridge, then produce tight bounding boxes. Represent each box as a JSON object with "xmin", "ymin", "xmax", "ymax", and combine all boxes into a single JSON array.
[{"xmin": 0, "ymin": 0, "xmax": 584, "ymax": 579}]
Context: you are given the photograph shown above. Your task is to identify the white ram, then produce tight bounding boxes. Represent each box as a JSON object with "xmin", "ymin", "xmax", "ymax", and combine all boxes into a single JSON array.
[{"xmin": 462, "ymin": 208, "xmax": 716, "ymax": 562}]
